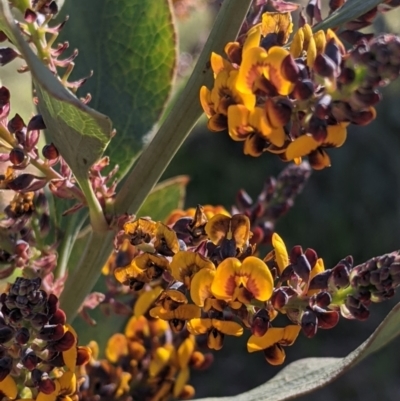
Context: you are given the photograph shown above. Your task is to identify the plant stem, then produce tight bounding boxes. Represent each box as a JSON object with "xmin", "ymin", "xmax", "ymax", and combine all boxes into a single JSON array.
[
  {"xmin": 55, "ymin": 211, "xmax": 85, "ymax": 279},
  {"xmin": 60, "ymin": 230, "xmax": 113, "ymax": 321},
  {"xmin": 113, "ymin": 0, "xmax": 253, "ymax": 216}
]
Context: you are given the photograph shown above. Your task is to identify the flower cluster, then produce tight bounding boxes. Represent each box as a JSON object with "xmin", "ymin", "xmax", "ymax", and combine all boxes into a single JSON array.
[
  {"xmin": 0, "ymin": 277, "xmax": 90, "ymax": 400},
  {"xmin": 200, "ymin": 10, "xmax": 400, "ymax": 169},
  {"xmin": 112, "ymin": 204, "xmax": 400, "ymax": 381}
]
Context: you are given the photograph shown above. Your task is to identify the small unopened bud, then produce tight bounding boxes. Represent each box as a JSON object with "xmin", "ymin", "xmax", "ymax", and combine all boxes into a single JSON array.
[
  {"xmin": 251, "ymin": 309, "xmax": 270, "ymax": 337},
  {"xmin": 15, "ymin": 327, "xmax": 30, "ymax": 344},
  {"xmin": 301, "ymin": 309, "xmax": 318, "ymax": 338},
  {"xmin": 316, "ymin": 310, "xmax": 339, "ymax": 329},
  {"xmin": 42, "ymin": 143, "xmax": 59, "ymax": 160},
  {"xmin": 39, "ymin": 377, "xmax": 57, "ymax": 395},
  {"xmin": 0, "ymin": 356, "xmax": 12, "ymax": 380},
  {"xmin": 314, "ymin": 95, "xmax": 332, "ymax": 120},
  {"xmin": 293, "ymin": 79, "xmax": 314, "ymax": 100},
  {"xmin": 308, "ymin": 115, "xmax": 327, "ymax": 143},
  {"xmin": 27, "ymin": 115, "xmax": 46, "ymax": 131},
  {"xmin": 7, "ymin": 174, "xmax": 47, "ymax": 192},
  {"xmin": 281, "ymin": 54, "xmax": 300, "ymax": 82},
  {"xmin": 38, "ymin": 324, "xmax": 64, "ymax": 341},
  {"xmin": 0, "ymin": 47, "xmax": 19, "ymax": 66},
  {"xmin": 24, "ymin": 9, "xmax": 37, "ymax": 23},
  {"xmin": 9, "ymin": 148, "xmax": 25, "ymax": 166},
  {"xmin": 22, "ymin": 351, "xmax": 41, "ymax": 370},
  {"xmin": 236, "ymin": 189, "xmax": 253, "ymax": 209},
  {"xmin": 314, "ymin": 291, "xmax": 332, "ymax": 308},
  {"xmin": 270, "ymin": 288, "xmax": 289, "ymax": 309},
  {"xmin": 309, "ymin": 269, "xmax": 332, "ymax": 290},
  {"xmin": 325, "ymin": 40, "xmax": 341, "ymax": 67},
  {"xmin": 0, "ymin": 327, "xmax": 14, "ymax": 344},
  {"xmin": 313, "ymin": 53, "xmax": 336, "ymax": 77},
  {"xmin": 293, "ymin": 254, "xmax": 311, "ymax": 283},
  {"xmin": 331, "ymin": 263, "xmax": 350, "ymax": 288}
]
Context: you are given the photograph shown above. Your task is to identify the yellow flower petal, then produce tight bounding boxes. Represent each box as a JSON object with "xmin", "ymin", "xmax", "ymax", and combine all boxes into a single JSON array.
[
  {"xmin": 210, "ymin": 52, "xmax": 233, "ymax": 76},
  {"xmin": 281, "ymin": 325, "xmax": 302, "ymax": 346},
  {"xmin": 264, "ymin": 344, "xmax": 286, "ymax": 365},
  {"xmin": 105, "ymin": 333, "xmax": 128, "ymax": 363},
  {"xmin": 155, "ymin": 222, "xmax": 180, "ymax": 255},
  {"xmin": 177, "ymin": 336, "xmax": 195, "ymax": 369},
  {"xmin": 309, "ymin": 149, "xmax": 331, "ymax": 170},
  {"xmin": 125, "ymin": 315, "xmax": 150, "ymax": 339},
  {"xmin": 187, "ymin": 318, "xmax": 212, "ymax": 335},
  {"xmin": 228, "ymin": 104, "xmax": 252, "ymax": 141},
  {"xmin": 212, "ymin": 319, "xmax": 243, "ymax": 336},
  {"xmin": 306, "ymin": 36, "xmax": 317, "ymax": 68},
  {"xmin": 261, "ymin": 12, "xmax": 293, "ymax": 45},
  {"xmin": 290, "ymin": 28, "xmax": 304, "ymax": 58},
  {"xmin": 149, "ymin": 345, "xmax": 173, "ymax": 377},
  {"xmin": 173, "ymin": 367, "xmax": 190, "ymax": 398},
  {"xmin": 272, "ymin": 232, "xmax": 289, "ymax": 274},
  {"xmin": 115, "ymin": 372, "xmax": 131, "ymax": 398},
  {"xmin": 263, "ymin": 47, "xmax": 294, "ymax": 96},
  {"xmin": 0, "ymin": 375, "xmax": 17, "ymax": 400},
  {"xmin": 170, "ymin": 251, "xmax": 214, "ymax": 285},
  {"xmin": 325, "ymin": 124, "xmax": 347, "ymax": 147},
  {"xmin": 248, "ymin": 107, "xmax": 273, "ymax": 139},
  {"xmin": 239, "ymin": 256, "xmax": 274, "ymax": 301},
  {"xmin": 58, "ymin": 372, "xmax": 76, "ymax": 395},
  {"xmin": 207, "ymin": 329, "xmax": 224, "ymax": 350},
  {"xmin": 326, "ymin": 29, "xmax": 345, "ymax": 54},
  {"xmin": 243, "ymin": 24, "xmax": 262, "ymax": 54},
  {"xmin": 248, "ymin": 327, "xmax": 284, "ymax": 352},
  {"xmin": 190, "ymin": 268, "xmax": 215, "ymax": 307},
  {"xmin": 173, "ymin": 304, "xmax": 201, "ymax": 320},
  {"xmin": 236, "ymin": 46, "xmax": 268, "ymax": 94},
  {"xmin": 313, "ymin": 30, "xmax": 326, "ymax": 54},
  {"xmin": 134, "ymin": 286, "xmax": 163, "ymax": 318},
  {"xmin": 211, "ymin": 257, "xmax": 240, "ymax": 300},
  {"xmin": 244, "ymin": 133, "xmax": 267, "ymax": 157},
  {"xmin": 200, "ymin": 86, "xmax": 214, "ymax": 117},
  {"xmin": 36, "ymin": 381, "xmax": 61, "ymax": 401},
  {"xmin": 285, "ymin": 135, "xmax": 319, "ymax": 160}
]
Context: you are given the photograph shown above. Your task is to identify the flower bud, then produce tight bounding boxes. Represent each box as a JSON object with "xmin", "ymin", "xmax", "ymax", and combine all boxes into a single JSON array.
[
  {"xmin": 0, "ymin": 47, "xmax": 19, "ymax": 66},
  {"xmin": 301, "ymin": 309, "xmax": 318, "ymax": 338},
  {"xmin": 292, "ymin": 79, "xmax": 314, "ymax": 100},
  {"xmin": 42, "ymin": 143, "xmax": 59, "ymax": 160},
  {"xmin": 251, "ymin": 309, "xmax": 270, "ymax": 337},
  {"xmin": 313, "ymin": 53, "xmax": 336, "ymax": 77},
  {"xmin": 9, "ymin": 148, "xmax": 25, "ymax": 166}
]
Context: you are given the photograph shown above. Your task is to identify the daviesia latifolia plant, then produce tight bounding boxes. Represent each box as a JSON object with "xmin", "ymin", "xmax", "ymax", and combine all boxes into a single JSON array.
[{"xmin": 0, "ymin": 0, "xmax": 400, "ymax": 400}]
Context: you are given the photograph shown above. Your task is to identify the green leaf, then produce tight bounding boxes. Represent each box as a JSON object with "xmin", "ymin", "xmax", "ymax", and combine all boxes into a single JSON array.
[
  {"xmin": 0, "ymin": 0, "xmax": 113, "ymax": 181},
  {"xmin": 313, "ymin": 0, "xmax": 383, "ymax": 31},
  {"xmin": 58, "ymin": 0, "xmax": 177, "ymax": 178},
  {"xmin": 194, "ymin": 302, "xmax": 400, "ymax": 401},
  {"xmin": 137, "ymin": 175, "xmax": 189, "ymax": 222}
]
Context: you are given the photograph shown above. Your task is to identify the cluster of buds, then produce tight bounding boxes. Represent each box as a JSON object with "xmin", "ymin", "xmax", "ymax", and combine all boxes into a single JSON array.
[
  {"xmin": 109, "ymin": 201, "xmax": 400, "ymax": 390},
  {"xmin": 200, "ymin": 8, "xmax": 400, "ymax": 169},
  {"xmin": 233, "ymin": 161, "xmax": 311, "ymax": 245},
  {"xmin": 0, "ymin": 277, "xmax": 90, "ymax": 400},
  {"xmin": 0, "ymin": 87, "xmax": 72, "ymax": 281}
]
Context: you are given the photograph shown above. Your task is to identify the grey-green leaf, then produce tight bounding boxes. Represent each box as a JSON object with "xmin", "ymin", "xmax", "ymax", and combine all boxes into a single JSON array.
[
  {"xmin": 0, "ymin": 0, "xmax": 113, "ymax": 181},
  {"xmin": 138, "ymin": 175, "xmax": 189, "ymax": 222},
  {"xmin": 194, "ymin": 301, "xmax": 400, "ymax": 401},
  {"xmin": 58, "ymin": 0, "xmax": 177, "ymax": 179}
]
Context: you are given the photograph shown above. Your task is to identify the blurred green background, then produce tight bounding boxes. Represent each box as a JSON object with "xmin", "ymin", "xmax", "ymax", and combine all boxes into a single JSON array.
[{"xmin": 2, "ymin": 0, "xmax": 400, "ymax": 400}]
